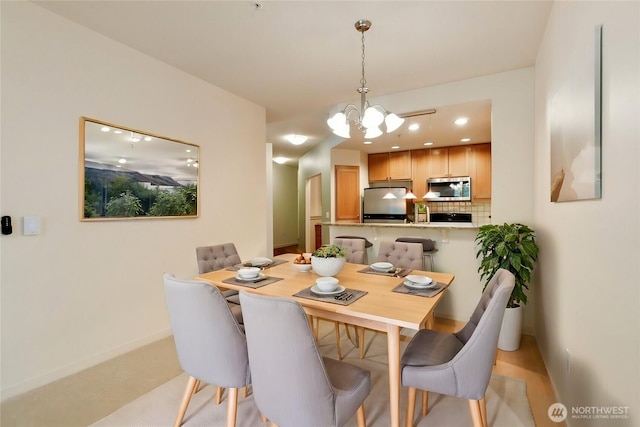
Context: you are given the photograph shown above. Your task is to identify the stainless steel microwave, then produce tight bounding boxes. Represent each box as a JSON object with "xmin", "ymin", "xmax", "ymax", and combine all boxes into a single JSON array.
[{"xmin": 425, "ymin": 176, "xmax": 471, "ymax": 201}]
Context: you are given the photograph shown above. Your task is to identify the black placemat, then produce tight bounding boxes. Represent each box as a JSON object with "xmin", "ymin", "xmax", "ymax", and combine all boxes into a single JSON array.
[
  {"xmin": 293, "ymin": 286, "xmax": 367, "ymax": 306},
  {"xmin": 358, "ymin": 266, "xmax": 413, "ymax": 278},
  {"xmin": 391, "ymin": 281, "xmax": 447, "ymax": 297},
  {"xmin": 227, "ymin": 258, "xmax": 288, "ymax": 271},
  {"xmin": 221, "ymin": 276, "xmax": 283, "ymax": 289}
]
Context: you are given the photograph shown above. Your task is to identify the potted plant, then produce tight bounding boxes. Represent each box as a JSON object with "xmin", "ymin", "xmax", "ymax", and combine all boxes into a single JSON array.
[
  {"xmin": 475, "ymin": 223, "xmax": 539, "ymax": 351},
  {"xmin": 311, "ymin": 244, "xmax": 347, "ymax": 277}
]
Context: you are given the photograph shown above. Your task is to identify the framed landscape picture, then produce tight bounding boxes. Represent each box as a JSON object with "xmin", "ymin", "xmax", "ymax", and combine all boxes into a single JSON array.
[{"xmin": 550, "ymin": 25, "xmax": 602, "ymax": 203}]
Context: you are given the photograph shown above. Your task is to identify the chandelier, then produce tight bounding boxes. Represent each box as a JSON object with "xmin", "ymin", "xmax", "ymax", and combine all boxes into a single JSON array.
[{"xmin": 327, "ymin": 20, "xmax": 405, "ymax": 139}]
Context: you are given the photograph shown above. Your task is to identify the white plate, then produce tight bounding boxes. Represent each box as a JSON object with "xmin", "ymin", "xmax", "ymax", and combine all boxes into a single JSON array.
[
  {"xmin": 250, "ymin": 257, "xmax": 272, "ymax": 267},
  {"xmin": 235, "ymin": 273, "xmax": 266, "ymax": 282},
  {"xmin": 406, "ymin": 275, "xmax": 433, "ymax": 285},
  {"xmin": 404, "ymin": 280, "xmax": 438, "ymax": 290},
  {"xmin": 310, "ymin": 284, "xmax": 346, "ymax": 296},
  {"xmin": 371, "ymin": 262, "xmax": 394, "ymax": 272}
]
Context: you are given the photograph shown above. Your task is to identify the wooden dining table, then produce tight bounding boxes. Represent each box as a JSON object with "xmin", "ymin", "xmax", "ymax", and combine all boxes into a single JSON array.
[{"xmin": 195, "ymin": 253, "xmax": 455, "ymax": 427}]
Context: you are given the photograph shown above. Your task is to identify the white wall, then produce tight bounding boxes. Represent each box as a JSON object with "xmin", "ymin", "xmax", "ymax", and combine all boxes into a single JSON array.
[
  {"xmin": 534, "ymin": 2, "xmax": 639, "ymax": 424},
  {"xmin": 307, "ymin": 68, "xmax": 537, "ymax": 329},
  {"xmin": 0, "ymin": 2, "xmax": 267, "ymax": 399}
]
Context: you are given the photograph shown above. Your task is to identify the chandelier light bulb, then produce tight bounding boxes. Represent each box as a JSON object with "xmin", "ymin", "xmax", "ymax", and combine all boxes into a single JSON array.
[
  {"xmin": 385, "ymin": 113, "xmax": 405, "ymax": 133},
  {"xmin": 364, "ymin": 126, "xmax": 382, "ymax": 139},
  {"xmin": 362, "ymin": 106, "xmax": 384, "ymax": 128}
]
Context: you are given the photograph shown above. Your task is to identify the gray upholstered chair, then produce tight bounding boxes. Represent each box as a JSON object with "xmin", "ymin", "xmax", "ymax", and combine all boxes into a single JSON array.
[
  {"xmin": 238, "ymin": 291, "xmax": 372, "ymax": 427},
  {"xmin": 376, "ymin": 241, "xmax": 424, "ymax": 270},
  {"xmin": 400, "ymin": 269, "xmax": 515, "ymax": 427},
  {"xmin": 356, "ymin": 241, "xmax": 425, "ymax": 359},
  {"xmin": 163, "ymin": 274, "xmax": 250, "ymax": 427},
  {"xmin": 196, "ymin": 243, "xmax": 242, "ymax": 306},
  {"xmin": 395, "ymin": 237, "xmax": 438, "ymax": 271},
  {"xmin": 313, "ymin": 238, "xmax": 368, "ymax": 360},
  {"xmin": 334, "ymin": 237, "xmax": 367, "ymax": 264}
]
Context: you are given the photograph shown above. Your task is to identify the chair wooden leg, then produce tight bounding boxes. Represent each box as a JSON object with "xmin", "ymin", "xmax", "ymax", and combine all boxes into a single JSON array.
[
  {"xmin": 314, "ymin": 317, "xmax": 320, "ymax": 340},
  {"xmin": 356, "ymin": 403, "xmax": 367, "ymax": 427},
  {"xmin": 226, "ymin": 388, "xmax": 239, "ymax": 427},
  {"xmin": 260, "ymin": 414, "xmax": 268, "ymax": 423},
  {"xmin": 405, "ymin": 387, "xmax": 417, "ymax": 427},
  {"xmin": 334, "ymin": 321, "xmax": 343, "ymax": 360},
  {"xmin": 215, "ymin": 386, "xmax": 224, "ymax": 404},
  {"xmin": 421, "ymin": 390, "xmax": 429, "ymax": 416},
  {"xmin": 359, "ymin": 328, "xmax": 366, "ymax": 359},
  {"xmin": 173, "ymin": 375, "xmax": 199, "ymax": 427},
  {"xmin": 480, "ymin": 396, "xmax": 488, "ymax": 427},
  {"xmin": 193, "ymin": 379, "xmax": 201, "ymax": 393},
  {"xmin": 269, "ymin": 423, "xmax": 279, "ymax": 427},
  {"xmin": 242, "ymin": 386, "xmax": 248, "ymax": 398},
  {"xmin": 468, "ymin": 399, "xmax": 484, "ymax": 427}
]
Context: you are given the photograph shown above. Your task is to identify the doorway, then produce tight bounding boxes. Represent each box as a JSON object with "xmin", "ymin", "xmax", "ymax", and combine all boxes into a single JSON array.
[{"xmin": 305, "ymin": 174, "xmax": 322, "ymax": 252}]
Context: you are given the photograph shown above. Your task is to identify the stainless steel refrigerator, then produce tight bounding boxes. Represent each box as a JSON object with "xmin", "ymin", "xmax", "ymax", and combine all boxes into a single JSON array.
[{"xmin": 362, "ymin": 187, "xmax": 408, "ymax": 223}]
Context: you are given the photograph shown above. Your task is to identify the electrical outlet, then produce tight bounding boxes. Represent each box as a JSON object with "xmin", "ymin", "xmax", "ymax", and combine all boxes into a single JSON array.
[{"xmin": 565, "ymin": 349, "xmax": 571, "ymax": 376}]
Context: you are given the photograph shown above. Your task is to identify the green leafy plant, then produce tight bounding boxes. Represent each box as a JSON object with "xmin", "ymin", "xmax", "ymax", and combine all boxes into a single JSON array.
[
  {"xmin": 475, "ymin": 223, "xmax": 539, "ymax": 308},
  {"xmin": 312, "ymin": 244, "xmax": 346, "ymax": 258}
]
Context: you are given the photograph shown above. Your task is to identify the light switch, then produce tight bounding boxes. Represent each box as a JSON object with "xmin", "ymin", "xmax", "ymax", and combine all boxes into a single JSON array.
[{"xmin": 23, "ymin": 216, "xmax": 41, "ymax": 235}]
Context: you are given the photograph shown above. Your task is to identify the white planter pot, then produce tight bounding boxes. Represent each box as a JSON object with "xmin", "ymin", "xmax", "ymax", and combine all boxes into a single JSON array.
[
  {"xmin": 498, "ymin": 305, "xmax": 523, "ymax": 351},
  {"xmin": 311, "ymin": 256, "xmax": 346, "ymax": 277}
]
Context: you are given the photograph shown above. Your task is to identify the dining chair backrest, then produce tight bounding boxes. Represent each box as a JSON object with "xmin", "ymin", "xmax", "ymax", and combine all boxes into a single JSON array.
[
  {"xmin": 447, "ymin": 268, "xmax": 514, "ymax": 399},
  {"xmin": 376, "ymin": 241, "xmax": 424, "ymax": 270},
  {"xmin": 162, "ymin": 274, "xmax": 250, "ymax": 388},
  {"xmin": 238, "ymin": 291, "xmax": 371, "ymax": 427},
  {"xmin": 333, "ymin": 238, "xmax": 367, "ymax": 264},
  {"xmin": 196, "ymin": 243, "xmax": 242, "ymax": 274}
]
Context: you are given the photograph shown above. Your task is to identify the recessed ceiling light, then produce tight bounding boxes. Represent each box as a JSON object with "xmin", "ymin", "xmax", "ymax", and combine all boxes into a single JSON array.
[
  {"xmin": 144, "ymin": 136, "xmax": 152, "ymax": 141},
  {"xmin": 114, "ymin": 130, "xmax": 122, "ymax": 134},
  {"xmin": 118, "ymin": 158, "xmax": 126, "ymax": 164},
  {"xmin": 460, "ymin": 138, "xmax": 471, "ymax": 142},
  {"xmin": 423, "ymin": 141, "xmax": 433, "ymax": 146},
  {"xmin": 455, "ymin": 117, "xmax": 469, "ymax": 126},
  {"xmin": 391, "ymin": 145, "xmax": 400, "ymax": 149},
  {"xmin": 408, "ymin": 123, "xmax": 420, "ymax": 131},
  {"xmin": 286, "ymin": 134, "xmax": 307, "ymax": 145},
  {"xmin": 273, "ymin": 157, "xmax": 288, "ymax": 164},
  {"xmin": 363, "ymin": 140, "xmax": 373, "ymax": 145},
  {"xmin": 100, "ymin": 126, "xmax": 110, "ymax": 132}
]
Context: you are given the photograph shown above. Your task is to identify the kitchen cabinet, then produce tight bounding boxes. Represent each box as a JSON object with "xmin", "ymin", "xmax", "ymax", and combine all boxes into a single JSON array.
[
  {"xmin": 410, "ymin": 149, "xmax": 429, "ymax": 200},
  {"xmin": 368, "ymin": 151, "xmax": 411, "ymax": 182},
  {"xmin": 471, "ymin": 143, "xmax": 491, "ymax": 200},
  {"xmin": 428, "ymin": 146, "xmax": 471, "ymax": 178}
]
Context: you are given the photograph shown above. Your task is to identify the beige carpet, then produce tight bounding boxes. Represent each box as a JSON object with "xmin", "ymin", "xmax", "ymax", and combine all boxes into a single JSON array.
[{"xmin": 91, "ymin": 328, "xmax": 534, "ymax": 427}]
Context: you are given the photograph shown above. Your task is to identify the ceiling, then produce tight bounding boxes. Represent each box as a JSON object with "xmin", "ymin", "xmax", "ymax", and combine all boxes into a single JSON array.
[{"xmin": 34, "ymin": 1, "xmax": 553, "ymax": 164}]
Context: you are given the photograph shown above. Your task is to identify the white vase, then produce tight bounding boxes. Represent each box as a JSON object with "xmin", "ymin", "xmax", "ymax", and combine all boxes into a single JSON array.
[
  {"xmin": 498, "ymin": 305, "xmax": 523, "ymax": 351},
  {"xmin": 311, "ymin": 256, "xmax": 346, "ymax": 277}
]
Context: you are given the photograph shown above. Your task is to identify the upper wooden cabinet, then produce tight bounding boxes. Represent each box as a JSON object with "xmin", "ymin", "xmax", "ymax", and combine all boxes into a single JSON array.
[
  {"xmin": 471, "ymin": 143, "xmax": 491, "ymax": 201},
  {"xmin": 368, "ymin": 151, "xmax": 411, "ymax": 182},
  {"xmin": 335, "ymin": 165, "xmax": 361, "ymax": 222},
  {"xmin": 410, "ymin": 149, "xmax": 429, "ymax": 200},
  {"xmin": 428, "ymin": 146, "xmax": 471, "ymax": 178}
]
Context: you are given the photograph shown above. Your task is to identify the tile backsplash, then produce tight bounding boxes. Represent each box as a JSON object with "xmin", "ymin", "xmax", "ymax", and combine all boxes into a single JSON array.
[{"xmin": 415, "ymin": 201, "xmax": 492, "ymax": 226}]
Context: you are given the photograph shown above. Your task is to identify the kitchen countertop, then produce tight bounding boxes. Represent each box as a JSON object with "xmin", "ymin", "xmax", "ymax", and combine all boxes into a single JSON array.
[{"xmin": 324, "ymin": 222, "xmax": 480, "ymax": 229}]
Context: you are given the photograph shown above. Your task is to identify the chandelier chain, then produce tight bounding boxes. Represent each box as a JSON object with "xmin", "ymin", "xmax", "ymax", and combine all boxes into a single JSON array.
[{"xmin": 360, "ymin": 30, "xmax": 367, "ymax": 88}]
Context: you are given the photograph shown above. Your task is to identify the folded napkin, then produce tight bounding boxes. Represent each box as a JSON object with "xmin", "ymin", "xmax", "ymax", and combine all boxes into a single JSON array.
[
  {"xmin": 221, "ymin": 276, "xmax": 283, "ymax": 289},
  {"xmin": 358, "ymin": 266, "xmax": 412, "ymax": 278},
  {"xmin": 391, "ymin": 281, "xmax": 447, "ymax": 298},
  {"xmin": 293, "ymin": 286, "xmax": 367, "ymax": 306}
]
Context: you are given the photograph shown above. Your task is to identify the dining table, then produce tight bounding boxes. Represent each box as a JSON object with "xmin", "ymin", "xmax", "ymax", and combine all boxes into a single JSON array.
[{"xmin": 195, "ymin": 253, "xmax": 455, "ymax": 427}]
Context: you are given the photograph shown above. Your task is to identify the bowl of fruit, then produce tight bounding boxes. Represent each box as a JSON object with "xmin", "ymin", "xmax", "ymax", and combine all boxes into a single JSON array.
[{"xmin": 293, "ymin": 253, "xmax": 312, "ymax": 272}]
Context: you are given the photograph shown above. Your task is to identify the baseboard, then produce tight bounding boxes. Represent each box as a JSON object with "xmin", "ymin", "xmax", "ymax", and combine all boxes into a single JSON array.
[{"xmin": 1, "ymin": 328, "xmax": 173, "ymax": 402}]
